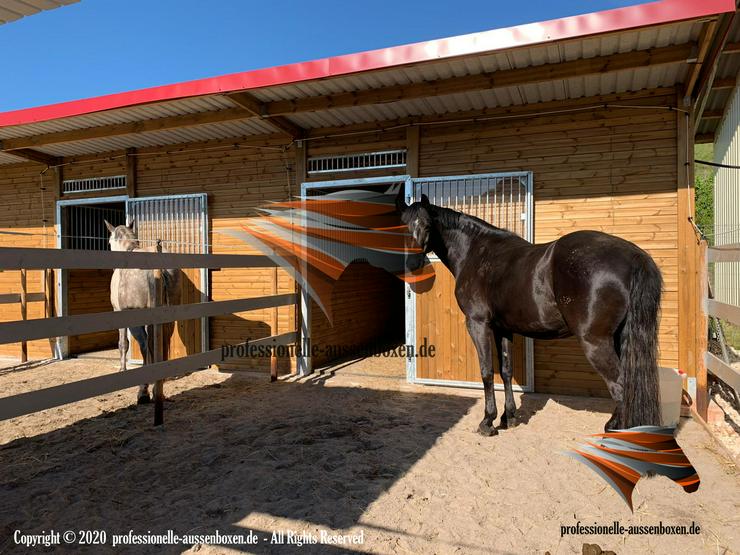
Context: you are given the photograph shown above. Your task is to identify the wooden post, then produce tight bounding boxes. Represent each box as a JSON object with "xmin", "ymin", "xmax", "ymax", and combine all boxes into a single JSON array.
[
  {"xmin": 153, "ymin": 241, "xmax": 165, "ymax": 426},
  {"xmin": 677, "ymin": 104, "xmax": 698, "ymax": 387},
  {"xmin": 695, "ymin": 240, "xmax": 709, "ymax": 420},
  {"xmin": 54, "ymin": 165, "xmax": 63, "ymax": 198},
  {"xmin": 44, "ymin": 269, "xmax": 55, "ymax": 356},
  {"xmin": 270, "ymin": 267, "xmax": 279, "ymax": 382},
  {"xmin": 19, "ymin": 270, "xmax": 27, "ymax": 363},
  {"xmin": 126, "ymin": 148, "xmax": 137, "ymax": 198},
  {"xmin": 406, "ymin": 125, "xmax": 420, "ymax": 177},
  {"xmin": 295, "ymin": 140, "xmax": 309, "ymax": 375}
]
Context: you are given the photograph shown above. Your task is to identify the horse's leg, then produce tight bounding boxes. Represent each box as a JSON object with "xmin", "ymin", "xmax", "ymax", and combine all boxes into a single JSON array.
[
  {"xmin": 466, "ymin": 318, "xmax": 497, "ymax": 436},
  {"xmin": 497, "ymin": 332, "xmax": 517, "ymax": 429},
  {"xmin": 130, "ymin": 326, "xmax": 151, "ymax": 404},
  {"xmin": 118, "ymin": 328, "xmax": 128, "ymax": 372},
  {"xmin": 578, "ymin": 334, "xmax": 622, "ymax": 431}
]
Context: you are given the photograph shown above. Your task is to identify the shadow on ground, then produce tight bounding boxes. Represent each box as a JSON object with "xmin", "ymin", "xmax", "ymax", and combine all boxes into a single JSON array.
[{"xmin": 0, "ymin": 376, "xmax": 476, "ymax": 554}]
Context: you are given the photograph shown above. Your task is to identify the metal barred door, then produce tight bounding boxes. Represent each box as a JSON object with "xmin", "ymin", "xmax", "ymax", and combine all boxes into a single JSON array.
[
  {"xmin": 405, "ymin": 173, "xmax": 534, "ymax": 391},
  {"xmin": 126, "ymin": 194, "xmax": 208, "ymax": 361}
]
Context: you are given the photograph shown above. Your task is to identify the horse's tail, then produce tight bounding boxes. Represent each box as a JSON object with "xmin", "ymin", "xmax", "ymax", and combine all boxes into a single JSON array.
[{"xmin": 619, "ymin": 253, "xmax": 663, "ymax": 428}]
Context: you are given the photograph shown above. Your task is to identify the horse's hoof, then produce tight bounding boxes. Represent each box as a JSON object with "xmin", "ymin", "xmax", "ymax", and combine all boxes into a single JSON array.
[
  {"xmin": 478, "ymin": 422, "xmax": 498, "ymax": 436},
  {"xmin": 500, "ymin": 415, "xmax": 518, "ymax": 429},
  {"xmin": 137, "ymin": 395, "xmax": 151, "ymax": 405}
]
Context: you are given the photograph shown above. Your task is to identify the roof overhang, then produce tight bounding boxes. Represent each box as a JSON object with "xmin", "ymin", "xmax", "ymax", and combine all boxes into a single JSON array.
[
  {"xmin": 0, "ymin": 0, "xmax": 737, "ymax": 165},
  {"xmin": 0, "ymin": 0, "xmax": 78, "ymax": 26}
]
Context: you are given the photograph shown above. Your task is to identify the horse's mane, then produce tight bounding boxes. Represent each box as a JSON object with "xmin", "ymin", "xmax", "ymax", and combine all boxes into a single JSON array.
[{"xmin": 429, "ymin": 204, "xmax": 520, "ymax": 240}]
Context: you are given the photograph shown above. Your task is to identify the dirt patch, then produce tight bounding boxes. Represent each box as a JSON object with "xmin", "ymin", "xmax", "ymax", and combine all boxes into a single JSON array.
[{"xmin": 0, "ymin": 356, "xmax": 738, "ymax": 554}]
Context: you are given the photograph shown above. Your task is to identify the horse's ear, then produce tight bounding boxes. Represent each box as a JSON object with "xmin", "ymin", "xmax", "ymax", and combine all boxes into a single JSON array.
[
  {"xmin": 420, "ymin": 194, "xmax": 430, "ymax": 207},
  {"xmin": 104, "ymin": 220, "xmax": 115, "ymax": 234},
  {"xmin": 127, "ymin": 217, "xmax": 135, "ymax": 230},
  {"xmin": 395, "ymin": 186, "xmax": 406, "ymax": 212}
]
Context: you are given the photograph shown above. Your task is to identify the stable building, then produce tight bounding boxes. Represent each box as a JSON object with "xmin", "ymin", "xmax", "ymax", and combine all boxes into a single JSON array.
[{"xmin": 1, "ymin": 0, "xmax": 738, "ymax": 397}]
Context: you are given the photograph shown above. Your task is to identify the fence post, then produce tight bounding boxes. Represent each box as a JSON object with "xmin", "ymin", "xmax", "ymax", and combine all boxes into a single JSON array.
[
  {"xmin": 19, "ymin": 270, "xmax": 27, "ymax": 363},
  {"xmin": 153, "ymin": 241, "xmax": 165, "ymax": 426},
  {"xmin": 270, "ymin": 267, "xmax": 278, "ymax": 382},
  {"xmin": 696, "ymin": 240, "xmax": 709, "ymax": 421}
]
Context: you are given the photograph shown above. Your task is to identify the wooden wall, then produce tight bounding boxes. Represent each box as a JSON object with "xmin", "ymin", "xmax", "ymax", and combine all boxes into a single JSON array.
[
  {"xmin": 134, "ymin": 138, "xmax": 297, "ymax": 373},
  {"xmin": 0, "ymin": 164, "xmax": 57, "ymax": 359},
  {"xmin": 0, "ymin": 87, "xmax": 687, "ymax": 395},
  {"xmin": 67, "ymin": 269, "xmax": 117, "ymax": 354},
  {"xmin": 416, "ymin": 89, "xmax": 679, "ymax": 397},
  {"xmin": 310, "ymin": 262, "xmax": 405, "ymax": 368}
]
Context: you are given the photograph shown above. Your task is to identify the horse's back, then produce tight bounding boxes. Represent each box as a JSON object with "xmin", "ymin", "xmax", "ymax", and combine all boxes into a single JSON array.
[{"xmin": 549, "ymin": 230, "xmax": 653, "ymax": 335}]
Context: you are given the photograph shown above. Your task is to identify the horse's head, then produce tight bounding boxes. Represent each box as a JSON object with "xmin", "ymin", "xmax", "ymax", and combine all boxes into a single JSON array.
[
  {"xmin": 396, "ymin": 190, "xmax": 432, "ymax": 255},
  {"xmin": 395, "ymin": 188, "xmax": 433, "ymax": 276},
  {"xmin": 104, "ymin": 219, "xmax": 139, "ymax": 252}
]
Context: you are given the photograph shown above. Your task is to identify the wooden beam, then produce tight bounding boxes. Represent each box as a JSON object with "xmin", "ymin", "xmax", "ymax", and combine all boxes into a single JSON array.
[
  {"xmin": 2, "ymin": 147, "xmax": 61, "ymax": 166},
  {"xmin": 54, "ymin": 165, "xmax": 63, "ymax": 198},
  {"xmin": 0, "ymin": 331, "xmax": 297, "ymax": 422},
  {"xmin": 695, "ymin": 133, "xmax": 715, "ymax": 144},
  {"xmin": 125, "ymin": 147, "xmax": 137, "ymax": 197},
  {"xmin": 701, "ymin": 110, "xmax": 724, "ymax": 119},
  {"xmin": 683, "ymin": 20, "xmax": 719, "ymax": 104},
  {"xmin": 677, "ymin": 104, "xmax": 699, "ymax": 401},
  {"xmin": 1, "ymin": 107, "xmax": 254, "ymax": 151},
  {"xmin": 712, "ymin": 76, "xmax": 737, "ymax": 90},
  {"xmin": 0, "ymin": 247, "xmax": 283, "ymax": 270},
  {"xmin": 0, "ymin": 294, "xmax": 297, "ymax": 345},
  {"xmin": 722, "ymin": 42, "xmax": 740, "ymax": 53},
  {"xmin": 228, "ymin": 92, "xmax": 305, "ymax": 139},
  {"xmin": 694, "ymin": 11, "xmax": 736, "ymax": 128},
  {"xmin": 406, "ymin": 126, "xmax": 420, "ymax": 177},
  {"xmin": 263, "ymin": 43, "xmax": 695, "ymax": 116},
  {"xmin": 696, "ymin": 241, "xmax": 709, "ymax": 420},
  {"xmin": 20, "ymin": 269, "xmax": 27, "ymax": 363}
]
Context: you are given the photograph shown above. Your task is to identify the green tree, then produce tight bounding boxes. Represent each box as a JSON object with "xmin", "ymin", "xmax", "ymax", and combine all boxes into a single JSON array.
[{"xmin": 694, "ymin": 144, "xmax": 714, "ymax": 244}]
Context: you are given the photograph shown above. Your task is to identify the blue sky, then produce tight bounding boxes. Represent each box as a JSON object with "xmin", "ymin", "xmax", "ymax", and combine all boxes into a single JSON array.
[{"xmin": 0, "ymin": 0, "xmax": 643, "ymax": 112}]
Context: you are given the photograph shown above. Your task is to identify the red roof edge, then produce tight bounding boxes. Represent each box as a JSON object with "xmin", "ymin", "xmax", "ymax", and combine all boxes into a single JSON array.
[{"xmin": 0, "ymin": 0, "xmax": 735, "ymax": 129}]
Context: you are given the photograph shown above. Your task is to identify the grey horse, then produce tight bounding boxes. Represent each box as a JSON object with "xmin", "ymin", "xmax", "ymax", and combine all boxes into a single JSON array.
[{"xmin": 105, "ymin": 219, "xmax": 181, "ymax": 404}]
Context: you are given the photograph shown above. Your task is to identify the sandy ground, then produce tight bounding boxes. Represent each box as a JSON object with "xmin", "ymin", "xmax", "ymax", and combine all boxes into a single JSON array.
[{"xmin": 0, "ymin": 353, "xmax": 738, "ymax": 555}]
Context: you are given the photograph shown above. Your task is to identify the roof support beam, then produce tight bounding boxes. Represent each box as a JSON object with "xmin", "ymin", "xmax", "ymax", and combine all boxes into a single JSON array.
[
  {"xmin": 682, "ymin": 20, "xmax": 719, "ymax": 105},
  {"xmin": 722, "ymin": 42, "xmax": 740, "ymax": 54},
  {"xmin": 227, "ymin": 92, "xmax": 305, "ymax": 139},
  {"xmin": 693, "ymin": 10, "xmax": 736, "ymax": 132},
  {"xmin": 262, "ymin": 43, "xmax": 696, "ymax": 116},
  {"xmin": 1, "ymin": 146, "xmax": 61, "ymax": 166},
  {"xmin": 701, "ymin": 110, "xmax": 724, "ymax": 119},
  {"xmin": 695, "ymin": 133, "xmax": 715, "ymax": 144},
  {"xmin": 712, "ymin": 76, "xmax": 737, "ymax": 90}
]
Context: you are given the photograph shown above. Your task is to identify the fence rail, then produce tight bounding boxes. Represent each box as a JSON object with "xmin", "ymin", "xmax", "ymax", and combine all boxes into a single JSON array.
[
  {"xmin": 0, "ymin": 246, "xmax": 299, "ymax": 425},
  {"xmin": 697, "ymin": 241, "xmax": 740, "ymax": 420}
]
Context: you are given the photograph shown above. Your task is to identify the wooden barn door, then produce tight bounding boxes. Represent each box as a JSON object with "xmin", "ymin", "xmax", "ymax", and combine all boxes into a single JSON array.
[
  {"xmin": 407, "ymin": 173, "xmax": 534, "ymax": 391},
  {"xmin": 126, "ymin": 194, "xmax": 208, "ymax": 362}
]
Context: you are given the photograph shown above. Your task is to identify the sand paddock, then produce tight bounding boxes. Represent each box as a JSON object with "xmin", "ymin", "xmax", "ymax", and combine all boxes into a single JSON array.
[{"xmin": 0, "ymin": 354, "xmax": 738, "ymax": 554}]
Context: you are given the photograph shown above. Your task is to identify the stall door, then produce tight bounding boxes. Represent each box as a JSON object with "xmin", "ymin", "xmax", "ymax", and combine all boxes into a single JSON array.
[
  {"xmin": 406, "ymin": 173, "xmax": 533, "ymax": 390},
  {"xmin": 126, "ymin": 194, "xmax": 208, "ymax": 361}
]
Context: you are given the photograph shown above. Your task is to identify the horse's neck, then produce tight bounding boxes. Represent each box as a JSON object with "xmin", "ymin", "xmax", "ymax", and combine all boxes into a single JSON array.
[
  {"xmin": 431, "ymin": 226, "xmax": 470, "ymax": 278},
  {"xmin": 430, "ymin": 212, "xmax": 514, "ymax": 279}
]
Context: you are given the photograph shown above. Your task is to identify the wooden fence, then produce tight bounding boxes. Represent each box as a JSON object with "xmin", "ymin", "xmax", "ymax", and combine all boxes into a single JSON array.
[
  {"xmin": 696, "ymin": 241, "xmax": 740, "ymax": 420},
  {"xmin": 0, "ymin": 247, "xmax": 298, "ymax": 425}
]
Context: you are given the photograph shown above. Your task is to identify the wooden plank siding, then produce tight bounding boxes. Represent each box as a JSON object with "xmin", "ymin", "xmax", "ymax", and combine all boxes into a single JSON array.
[
  {"xmin": 134, "ymin": 139, "xmax": 297, "ymax": 373},
  {"xmin": 67, "ymin": 269, "xmax": 117, "ymax": 354},
  {"xmin": 0, "ymin": 164, "xmax": 58, "ymax": 359},
  {"xmin": 0, "ymin": 86, "xmax": 686, "ymax": 394},
  {"xmin": 416, "ymin": 90, "xmax": 680, "ymax": 396}
]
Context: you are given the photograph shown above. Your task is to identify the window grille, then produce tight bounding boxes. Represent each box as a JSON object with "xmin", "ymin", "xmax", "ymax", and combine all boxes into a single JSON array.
[{"xmin": 307, "ymin": 150, "xmax": 407, "ymax": 174}]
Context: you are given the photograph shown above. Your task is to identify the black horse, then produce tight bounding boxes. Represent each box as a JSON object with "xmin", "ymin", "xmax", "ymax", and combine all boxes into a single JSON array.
[{"xmin": 397, "ymin": 192, "xmax": 663, "ymax": 435}]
